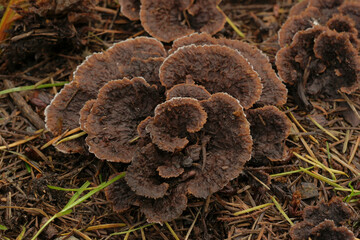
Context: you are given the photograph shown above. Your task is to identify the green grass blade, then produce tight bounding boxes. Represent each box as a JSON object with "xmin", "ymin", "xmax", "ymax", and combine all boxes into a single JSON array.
[
  {"xmin": 0, "ymin": 225, "xmax": 8, "ymax": 230},
  {"xmin": 110, "ymin": 223, "xmax": 154, "ymax": 236},
  {"xmin": 0, "ymin": 82, "xmax": 68, "ymax": 96},
  {"xmin": 63, "ymin": 181, "xmax": 91, "ymax": 210}
]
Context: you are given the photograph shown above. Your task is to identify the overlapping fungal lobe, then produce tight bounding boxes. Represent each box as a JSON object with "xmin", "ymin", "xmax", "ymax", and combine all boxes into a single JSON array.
[
  {"xmin": 168, "ymin": 33, "xmax": 287, "ymax": 106},
  {"xmin": 85, "ymin": 77, "xmax": 163, "ymax": 163},
  {"xmin": 276, "ymin": 26, "xmax": 360, "ymax": 99},
  {"xmin": 160, "ymin": 44, "xmax": 262, "ymax": 109},
  {"xmin": 246, "ymin": 106, "xmax": 291, "ymax": 163},
  {"xmin": 146, "ymin": 97, "xmax": 207, "ymax": 152},
  {"xmin": 166, "ymin": 83, "xmax": 211, "ymax": 101},
  {"xmin": 79, "ymin": 100, "xmax": 96, "ymax": 133},
  {"xmin": 288, "ymin": 0, "xmax": 309, "ymax": 16},
  {"xmin": 119, "ymin": 0, "xmax": 140, "ymax": 20},
  {"xmin": 338, "ymin": 2, "xmax": 360, "ymax": 35},
  {"xmin": 327, "ymin": 14, "xmax": 359, "ymax": 48},
  {"xmin": 45, "ymin": 37, "xmax": 166, "ymax": 153},
  {"xmin": 187, "ymin": 93, "xmax": 253, "ymax": 198},
  {"xmin": 187, "ymin": 0, "xmax": 226, "ymax": 35},
  {"xmin": 44, "ymin": 82, "xmax": 93, "ymax": 153},
  {"xmin": 290, "ymin": 198, "xmax": 354, "ymax": 240},
  {"xmin": 139, "ymin": 0, "xmax": 195, "ymax": 43}
]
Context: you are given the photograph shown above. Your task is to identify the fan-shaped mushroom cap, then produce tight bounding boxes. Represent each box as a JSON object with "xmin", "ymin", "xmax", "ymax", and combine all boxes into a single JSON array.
[
  {"xmin": 278, "ymin": 7, "xmax": 321, "ymax": 48},
  {"xmin": 119, "ymin": 0, "xmax": 140, "ymax": 20},
  {"xmin": 289, "ymin": 221, "xmax": 315, "ymax": 240},
  {"xmin": 139, "ymin": 0, "xmax": 195, "ymax": 43},
  {"xmin": 187, "ymin": 93, "xmax": 252, "ymax": 198},
  {"xmin": 339, "ymin": 2, "xmax": 360, "ymax": 35},
  {"xmin": 45, "ymin": 37, "xmax": 166, "ymax": 153},
  {"xmin": 160, "ymin": 45, "xmax": 262, "ymax": 109},
  {"xmin": 146, "ymin": 97, "xmax": 207, "ymax": 152},
  {"xmin": 140, "ymin": 185, "xmax": 187, "ymax": 223},
  {"xmin": 169, "ymin": 33, "xmax": 287, "ymax": 106},
  {"xmin": 310, "ymin": 220, "xmax": 355, "ymax": 240},
  {"xmin": 246, "ymin": 106, "xmax": 291, "ymax": 162},
  {"xmin": 74, "ymin": 37, "xmax": 166, "ymax": 94},
  {"xmin": 217, "ymin": 38, "xmax": 287, "ymax": 105},
  {"xmin": 44, "ymin": 81, "xmax": 93, "ymax": 153},
  {"xmin": 79, "ymin": 99, "xmax": 96, "ymax": 133},
  {"xmin": 304, "ymin": 198, "xmax": 353, "ymax": 226},
  {"xmin": 166, "ymin": 83, "xmax": 211, "ymax": 100},
  {"xmin": 85, "ymin": 77, "xmax": 162, "ymax": 163},
  {"xmin": 327, "ymin": 14, "xmax": 359, "ymax": 48},
  {"xmin": 105, "ymin": 174, "xmax": 140, "ymax": 212},
  {"xmin": 289, "ymin": 0, "xmax": 309, "ymax": 16},
  {"xmin": 187, "ymin": 0, "xmax": 225, "ymax": 35}
]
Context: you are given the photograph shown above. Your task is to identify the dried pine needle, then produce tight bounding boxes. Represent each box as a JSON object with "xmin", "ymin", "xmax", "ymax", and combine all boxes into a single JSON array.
[
  {"xmin": 308, "ymin": 116, "xmax": 339, "ymax": 141},
  {"xmin": 348, "ymin": 136, "xmax": 360, "ymax": 164},
  {"xmin": 270, "ymin": 196, "xmax": 294, "ymax": 226},
  {"xmin": 233, "ymin": 203, "xmax": 274, "ymax": 216},
  {"xmin": 164, "ymin": 222, "xmax": 180, "ymax": 240},
  {"xmin": 217, "ymin": 6, "xmax": 245, "ymax": 38},
  {"xmin": 56, "ymin": 131, "xmax": 86, "ymax": 145},
  {"xmin": 0, "ymin": 130, "xmax": 44, "ymax": 150},
  {"xmin": 270, "ymin": 166, "xmax": 314, "ymax": 178},
  {"xmin": 287, "ymin": 110, "xmax": 319, "ymax": 144}
]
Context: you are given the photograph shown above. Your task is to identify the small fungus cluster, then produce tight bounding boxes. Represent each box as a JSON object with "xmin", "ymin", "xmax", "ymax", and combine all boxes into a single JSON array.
[
  {"xmin": 45, "ymin": 33, "xmax": 291, "ymax": 222},
  {"xmin": 290, "ymin": 198, "xmax": 354, "ymax": 240},
  {"xmin": 276, "ymin": 0, "xmax": 360, "ymax": 109},
  {"xmin": 119, "ymin": 0, "xmax": 226, "ymax": 42}
]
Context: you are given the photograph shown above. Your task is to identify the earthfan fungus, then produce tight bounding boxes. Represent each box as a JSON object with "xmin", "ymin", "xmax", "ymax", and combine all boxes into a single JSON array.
[
  {"xmin": 276, "ymin": 25, "xmax": 360, "ymax": 107},
  {"xmin": 45, "ymin": 37, "xmax": 166, "ymax": 153},
  {"xmin": 168, "ymin": 32, "xmax": 287, "ymax": 106},
  {"xmin": 119, "ymin": 0, "xmax": 225, "ymax": 42},
  {"xmin": 290, "ymin": 198, "xmax": 354, "ymax": 240},
  {"xmin": 105, "ymin": 92, "xmax": 252, "ymax": 222},
  {"xmin": 246, "ymin": 106, "xmax": 291, "ymax": 165}
]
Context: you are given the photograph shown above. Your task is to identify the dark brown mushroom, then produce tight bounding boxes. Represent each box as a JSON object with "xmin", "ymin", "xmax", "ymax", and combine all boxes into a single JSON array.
[
  {"xmin": 289, "ymin": 221, "xmax": 315, "ymax": 240},
  {"xmin": 303, "ymin": 197, "xmax": 353, "ymax": 226},
  {"xmin": 187, "ymin": 93, "xmax": 253, "ymax": 198},
  {"xmin": 289, "ymin": 0, "xmax": 310, "ymax": 16},
  {"xmin": 139, "ymin": 0, "xmax": 195, "ymax": 43},
  {"xmin": 327, "ymin": 14, "xmax": 359, "ymax": 48},
  {"xmin": 168, "ymin": 33, "xmax": 287, "ymax": 106},
  {"xmin": 310, "ymin": 220, "xmax": 355, "ymax": 240},
  {"xmin": 338, "ymin": 2, "xmax": 360, "ymax": 36},
  {"xmin": 119, "ymin": 0, "xmax": 140, "ymax": 20},
  {"xmin": 146, "ymin": 97, "xmax": 207, "ymax": 152},
  {"xmin": 160, "ymin": 44, "xmax": 262, "ymax": 109},
  {"xmin": 246, "ymin": 106, "xmax": 291, "ymax": 164},
  {"xmin": 166, "ymin": 83, "xmax": 211, "ymax": 101},
  {"xmin": 45, "ymin": 37, "xmax": 166, "ymax": 153},
  {"xmin": 45, "ymin": 81, "xmax": 93, "ymax": 153},
  {"xmin": 187, "ymin": 0, "xmax": 226, "ymax": 35},
  {"xmin": 85, "ymin": 77, "xmax": 162, "ymax": 163}
]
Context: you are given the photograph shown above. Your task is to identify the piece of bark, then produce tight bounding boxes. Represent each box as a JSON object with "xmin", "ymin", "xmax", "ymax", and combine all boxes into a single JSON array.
[{"xmin": 4, "ymin": 80, "xmax": 45, "ymax": 129}]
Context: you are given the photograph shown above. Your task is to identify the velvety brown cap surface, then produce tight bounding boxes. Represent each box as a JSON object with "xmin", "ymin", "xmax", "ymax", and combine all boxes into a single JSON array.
[
  {"xmin": 119, "ymin": 0, "xmax": 140, "ymax": 20},
  {"xmin": 160, "ymin": 45, "xmax": 262, "ymax": 109},
  {"xmin": 166, "ymin": 83, "xmax": 211, "ymax": 101},
  {"xmin": 139, "ymin": 0, "xmax": 194, "ymax": 42},
  {"xmin": 146, "ymin": 97, "xmax": 207, "ymax": 152},
  {"xmin": 289, "ymin": 0, "xmax": 309, "ymax": 16},
  {"xmin": 187, "ymin": 93, "xmax": 252, "ymax": 198},
  {"xmin": 45, "ymin": 81, "xmax": 93, "ymax": 153},
  {"xmin": 169, "ymin": 32, "xmax": 217, "ymax": 54},
  {"xmin": 187, "ymin": 0, "xmax": 225, "ymax": 35},
  {"xmin": 85, "ymin": 77, "xmax": 162, "ymax": 163},
  {"xmin": 246, "ymin": 106, "xmax": 291, "ymax": 162},
  {"xmin": 79, "ymin": 99, "xmax": 96, "ymax": 133},
  {"xmin": 327, "ymin": 14, "xmax": 359, "ymax": 48},
  {"xmin": 289, "ymin": 220, "xmax": 315, "ymax": 240},
  {"xmin": 310, "ymin": 220, "xmax": 355, "ymax": 240}
]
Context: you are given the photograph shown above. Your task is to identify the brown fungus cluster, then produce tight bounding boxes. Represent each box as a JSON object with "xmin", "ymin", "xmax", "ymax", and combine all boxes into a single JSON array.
[
  {"xmin": 119, "ymin": 0, "xmax": 226, "ymax": 42},
  {"xmin": 290, "ymin": 198, "xmax": 354, "ymax": 240},
  {"xmin": 276, "ymin": 0, "xmax": 360, "ymax": 110},
  {"xmin": 45, "ymin": 34, "xmax": 292, "ymax": 222}
]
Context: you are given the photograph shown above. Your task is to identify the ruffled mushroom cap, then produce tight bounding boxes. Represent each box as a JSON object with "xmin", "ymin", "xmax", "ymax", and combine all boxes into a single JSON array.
[
  {"xmin": 44, "ymin": 81, "xmax": 93, "ymax": 153},
  {"xmin": 119, "ymin": 0, "xmax": 140, "ymax": 20},
  {"xmin": 246, "ymin": 106, "xmax": 291, "ymax": 162},
  {"xmin": 327, "ymin": 14, "xmax": 359, "ymax": 48},
  {"xmin": 160, "ymin": 44, "xmax": 262, "ymax": 109},
  {"xmin": 303, "ymin": 197, "xmax": 353, "ymax": 226},
  {"xmin": 139, "ymin": 0, "xmax": 195, "ymax": 43},
  {"xmin": 166, "ymin": 83, "xmax": 211, "ymax": 100},
  {"xmin": 187, "ymin": 0, "xmax": 226, "ymax": 35},
  {"xmin": 217, "ymin": 38, "xmax": 287, "ymax": 106},
  {"xmin": 45, "ymin": 37, "xmax": 166, "ymax": 153},
  {"xmin": 187, "ymin": 93, "xmax": 252, "ymax": 198},
  {"xmin": 168, "ymin": 33, "xmax": 287, "ymax": 106},
  {"xmin": 338, "ymin": 2, "xmax": 360, "ymax": 36},
  {"xmin": 278, "ymin": 7, "xmax": 321, "ymax": 48},
  {"xmin": 310, "ymin": 220, "xmax": 355, "ymax": 240},
  {"xmin": 85, "ymin": 77, "xmax": 162, "ymax": 163},
  {"xmin": 146, "ymin": 97, "xmax": 207, "ymax": 152},
  {"xmin": 290, "ymin": 198, "xmax": 354, "ymax": 240}
]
